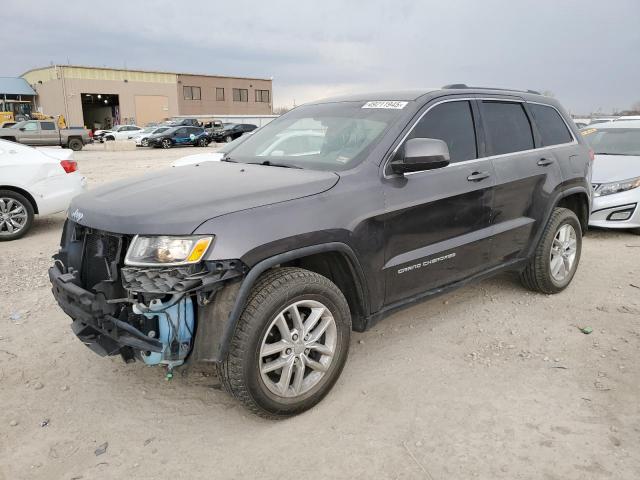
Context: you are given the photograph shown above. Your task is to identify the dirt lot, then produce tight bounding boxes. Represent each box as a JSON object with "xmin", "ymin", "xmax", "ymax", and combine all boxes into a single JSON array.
[{"xmin": 1, "ymin": 144, "xmax": 639, "ymax": 480}]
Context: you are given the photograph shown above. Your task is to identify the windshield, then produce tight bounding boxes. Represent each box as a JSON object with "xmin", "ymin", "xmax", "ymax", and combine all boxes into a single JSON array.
[
  {"xmin": 227, "ymin": 102, "xmax": 405, "ymax": 170},
  {"xmin": 583, "ymin": 128, "xmax": 640, "ymax": 156},
  {"xmin": 153, "ymin": 127, "xmax": 170, "ymax": 134}
]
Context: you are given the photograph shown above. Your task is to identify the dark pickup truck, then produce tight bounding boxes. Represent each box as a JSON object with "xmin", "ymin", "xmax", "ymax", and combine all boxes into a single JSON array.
[
  {"xmin": 49, "ymin": 85, "xmax": 592, "ymax": 418},
  {"xmin": 0, "ymin": 120, "xmax": 91, "ymax": 151}
]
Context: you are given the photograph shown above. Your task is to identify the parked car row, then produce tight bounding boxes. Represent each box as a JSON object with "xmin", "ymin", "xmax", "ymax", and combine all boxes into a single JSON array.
[{"xmin": 95, "ymin": 122, "xmax": 259, "ymax": 149}]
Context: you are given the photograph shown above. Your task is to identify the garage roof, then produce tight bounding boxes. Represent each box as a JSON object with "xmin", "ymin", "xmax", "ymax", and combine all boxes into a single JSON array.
[{"xmin": 0, "ymin": 77, "xmax": 36, "ymax": 96}]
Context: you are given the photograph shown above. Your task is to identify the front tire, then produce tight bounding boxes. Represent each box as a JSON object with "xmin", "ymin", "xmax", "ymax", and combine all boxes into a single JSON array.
[
  {"xmin": 225, "ymin": 135, "xmax": 232, "ymax": 143},
  {"xmin": 520, "ymin": 207, "xmax": 582, "ymax": 294},
  {"xmin": 161, "ymin": 138, "xmax": 172, "ymax": 149},
  {"xmin": 217, "ymin": 267, "xmax": 351, "ymax": 418},
  {"xmin": 0, "ymin": 190, "xmax": 35, "ymax": 241},
  {"xmin": 198, "ymin": 137, "xmax": 208, "ymax": 147}
]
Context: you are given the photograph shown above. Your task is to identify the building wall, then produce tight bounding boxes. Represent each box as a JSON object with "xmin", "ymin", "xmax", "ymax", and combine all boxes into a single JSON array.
[
  {"xmin": 23, "ymin": 66, "xmax": 180, "ymax": 127},
  {"xmin": 22, "ymin": 66, "xmax": 272, "ymax": 126},
  {"xmin": 177, "ymin": 74, "xmax": 272, "ymax": 116}
]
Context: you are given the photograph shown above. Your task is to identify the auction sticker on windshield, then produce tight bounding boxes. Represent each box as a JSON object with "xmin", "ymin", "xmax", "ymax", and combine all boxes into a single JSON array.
[{"xmin": 362, "ymin": 101, "xmax": 408, "ymax": 109}]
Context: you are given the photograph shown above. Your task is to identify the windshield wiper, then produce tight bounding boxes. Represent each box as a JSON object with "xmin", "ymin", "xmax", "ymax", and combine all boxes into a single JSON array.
[
  {"xmin": 247, "ymin": 160, "xmax": 302, "ymax": 169},
  {"xmin": 594, "ymin": 152, "xmax": 632, "ymax": 156}
]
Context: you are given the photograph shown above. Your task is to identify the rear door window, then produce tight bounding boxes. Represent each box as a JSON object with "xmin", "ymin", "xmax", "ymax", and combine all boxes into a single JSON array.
[
  {"xmin": 481, "ymin": 101, "xmax": 534, "ymax": 155},
  {"xmin": 529, "ymin": 103, "xmax": 573, "ymax": 146},
  {"xmin": 408, "ymin": 100, "xmax": 478, "ymax": 162},
  {"xmin": 41, "ymin": 122, "xmax": 56, "ymax": 130}
]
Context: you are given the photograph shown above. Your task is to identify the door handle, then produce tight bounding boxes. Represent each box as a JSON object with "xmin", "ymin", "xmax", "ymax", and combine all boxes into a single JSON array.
[
  {"xmin": 467, "ymin": 171, "xmax": 491, "ymax": 182},
  {"xmin": 537, "ymin": 158, "xmax": 554, "ymax": 167}
]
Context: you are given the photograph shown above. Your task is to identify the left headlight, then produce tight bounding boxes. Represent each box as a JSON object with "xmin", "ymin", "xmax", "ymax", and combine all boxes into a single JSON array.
[
  {"xmin": 125, "ymin": 235, "xmax": 214, "ymax": 266},
  {"xmin": 594, "ymin": 176, "xmax": 640, "ymax": 197}
]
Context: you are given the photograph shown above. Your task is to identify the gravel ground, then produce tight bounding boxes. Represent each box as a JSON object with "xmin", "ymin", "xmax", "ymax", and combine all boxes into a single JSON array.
[{"xmin": 1, "ymin": 144, "xmax": 639, "ymax": 480}]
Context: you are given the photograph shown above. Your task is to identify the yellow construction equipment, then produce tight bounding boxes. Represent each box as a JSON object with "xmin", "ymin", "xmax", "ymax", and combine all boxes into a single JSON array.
[{"xmin": 0, "ymin": 111, "xmax": 66, "ymax": 129}]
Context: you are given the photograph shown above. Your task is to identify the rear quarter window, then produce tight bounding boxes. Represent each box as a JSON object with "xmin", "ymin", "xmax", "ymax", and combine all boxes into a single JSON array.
[{"xmin": 529, "ymin": 104, "xmax": 573, "ymax": 146}]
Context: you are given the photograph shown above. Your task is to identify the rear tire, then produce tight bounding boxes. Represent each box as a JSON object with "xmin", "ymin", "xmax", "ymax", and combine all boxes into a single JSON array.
[
  {"xmin": 216, "ymin": 267, "xmax": 351, "ymax": 418},
  {"xmin": 141, "ymin": 138, "xmax": 149, "ymax": 147},
  {"xmin": 67, "ymin": 138, "xmax": 83, "ymax": 151},
  {"xmin": 0, "ymin": 190, "xmax": 35, "ymax": 241},
  {"xmin": 520, "ymin": 207, "xmax": 582, "ymax": 294}
]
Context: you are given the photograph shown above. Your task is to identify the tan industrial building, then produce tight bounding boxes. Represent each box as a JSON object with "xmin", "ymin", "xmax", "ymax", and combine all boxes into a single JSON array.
[{"xmin": 21, "ymin": 65, "xmax": 273, "ymax": 129}]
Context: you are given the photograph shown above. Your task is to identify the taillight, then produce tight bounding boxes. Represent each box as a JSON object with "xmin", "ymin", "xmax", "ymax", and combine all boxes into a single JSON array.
[
  {"xmin": 60, "ymin": 160, "xmax": 77, "ymax": 173},
  {"xmin": 589, "ymin": 148, "xmax": 595, "ymax": 162}
]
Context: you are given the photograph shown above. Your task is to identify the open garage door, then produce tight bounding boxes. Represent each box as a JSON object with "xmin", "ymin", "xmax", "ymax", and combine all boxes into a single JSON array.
[
  {"xmin": 82, "ymin": 93, "xmax": 119, "ymax": 130},
  {"xmin": 135, "ymin": 95, "xmax": 169, "ymax": 126}
]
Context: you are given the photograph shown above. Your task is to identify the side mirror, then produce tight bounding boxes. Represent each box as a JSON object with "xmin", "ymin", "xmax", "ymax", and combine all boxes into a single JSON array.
[
  {"xmin": 390, "ymin": 138, "xmax": 450, "ymax": 174},
  {"xmin": 19, "ymin": 127, "xmax": 25, "ymax": 131}
]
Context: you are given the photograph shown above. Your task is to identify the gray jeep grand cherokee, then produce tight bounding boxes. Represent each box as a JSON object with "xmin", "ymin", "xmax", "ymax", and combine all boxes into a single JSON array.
[{"xmin": 50, "ymin": 85, "xmax": 592, "ymax": 418}]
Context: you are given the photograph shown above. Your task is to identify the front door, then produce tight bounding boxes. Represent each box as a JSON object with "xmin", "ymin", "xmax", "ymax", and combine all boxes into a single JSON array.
[
  {"xmin": 478, "ymin": 99, "xmax": 565, "ymax": 264},
  {"xmin": 19, "ymin": 121, "xmax": 40, "ymax": 144},
  {"xmin": 382, "ymin": 99, "xmax": 495, "ymax": 305}
]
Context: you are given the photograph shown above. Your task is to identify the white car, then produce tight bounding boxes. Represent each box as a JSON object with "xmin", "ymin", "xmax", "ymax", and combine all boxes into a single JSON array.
[
  {"xmin": 0, "ymin": 140, "xmax": 87, "ymax": 240},
  {"xmin": 170, "ymin": 133, "xmax": 251, "ymax": 167},
  {"xmin": 613, "ymin": 115, "xmax": 640, "ymax": 123},
  {"xmin": 583, "ymin": 121, "xmax": 640, "ymax": 233},
  {"xmin": 130, "ymin": 126, "xmax": 172, "ymax": 147},
  {"xmin": 101, "ymin": 125, "xmax": 143, "ymax": 141},
  {"xmin": 169, "ymin": 130, "xmax": 324, "ymax": 167}
]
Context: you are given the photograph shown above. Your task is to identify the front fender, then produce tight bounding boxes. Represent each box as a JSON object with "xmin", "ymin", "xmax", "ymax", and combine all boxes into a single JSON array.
[{"xmin": 192, "ymin": 242, "xmax": 368, "ymax": 363}]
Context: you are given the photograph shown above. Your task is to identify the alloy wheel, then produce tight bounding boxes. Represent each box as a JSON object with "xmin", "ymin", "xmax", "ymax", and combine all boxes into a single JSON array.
[
  {"xmin": 0, "ymin": 197, "xmax": 28, "ymax": 236},
  {"xmin": 549, "ymin": 224, "xmax": 577, "ymax": 282},
  {"xmin": 259, "ymin": 300, "xmax": 337, "ymax": 398}
]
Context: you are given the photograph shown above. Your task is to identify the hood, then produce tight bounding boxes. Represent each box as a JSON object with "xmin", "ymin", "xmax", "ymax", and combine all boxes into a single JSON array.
[
  {"xmin": 69, "ymin": 162, "xmax": 339, "ymax": 234},
  {"xmin": 592, "ymin": 154, "xmax": 640, "ymax": 183}
]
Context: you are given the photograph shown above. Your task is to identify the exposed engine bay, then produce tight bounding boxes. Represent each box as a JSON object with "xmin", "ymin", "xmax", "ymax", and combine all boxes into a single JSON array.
[{"xmin": 49, "ymin": 220, "xmax": 245, "ymax": 373}]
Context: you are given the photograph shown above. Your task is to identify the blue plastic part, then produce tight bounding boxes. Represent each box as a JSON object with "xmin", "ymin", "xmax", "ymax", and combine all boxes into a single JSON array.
[{"xmin": 141, "ymin": 296, "xmax": 195, "ymax": 366}]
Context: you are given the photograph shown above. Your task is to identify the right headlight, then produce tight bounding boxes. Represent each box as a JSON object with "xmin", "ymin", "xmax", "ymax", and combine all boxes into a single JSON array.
[
  {"xmin": 124, "ymin": 235, "xmax": 214, "ymax": 266},
  {"xmin": 594, "ymin": 176, "xmax": 640, "ymax": 197}
]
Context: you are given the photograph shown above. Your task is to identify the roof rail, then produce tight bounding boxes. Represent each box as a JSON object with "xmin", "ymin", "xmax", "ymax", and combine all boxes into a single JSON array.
[{"xmin": 441, "ymin": 84, "xmax": 542, "ymax": 95}]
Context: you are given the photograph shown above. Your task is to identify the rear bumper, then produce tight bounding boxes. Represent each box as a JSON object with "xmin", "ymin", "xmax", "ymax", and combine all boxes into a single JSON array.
[
  {"xmin": 49, "ymin": 264, "xmax": 162, "ymax": 357},
  {"xmin": 32, "ymin": 172, "xmax": 88, "ymax": 216}
]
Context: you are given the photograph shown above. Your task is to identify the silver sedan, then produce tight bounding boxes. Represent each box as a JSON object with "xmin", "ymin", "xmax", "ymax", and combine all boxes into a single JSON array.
[{"xmin": 583, "ymin": 121, "xmax": 640, "ymax": 233}]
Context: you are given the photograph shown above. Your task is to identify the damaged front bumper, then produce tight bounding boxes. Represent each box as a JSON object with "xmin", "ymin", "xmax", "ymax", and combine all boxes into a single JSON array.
[
  {"xmin": 49, "ymin": 264, "xmax": 164, "ymax": 358},
  {"xmin": 49, "ymin": 222, "xmax": 246, "ymax": 366}
]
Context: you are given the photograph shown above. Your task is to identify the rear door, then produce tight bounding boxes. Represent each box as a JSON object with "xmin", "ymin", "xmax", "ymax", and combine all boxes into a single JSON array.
[
  {"xmin": 479, "ymin": 99, "xmax": 565, "ymax": 264},
  {"xmin": 382, "ymin": 98, "xmax": 495, "ymax": 305},
  {"xmin": 38, "ymin": 121, "xmax": 59, "ymax": 145}
]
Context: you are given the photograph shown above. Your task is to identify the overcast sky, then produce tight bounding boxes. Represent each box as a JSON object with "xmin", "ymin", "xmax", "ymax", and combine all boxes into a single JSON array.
[{"xmin": 4, "ymin": 0, "xmax": 639, "ymax": 114}]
